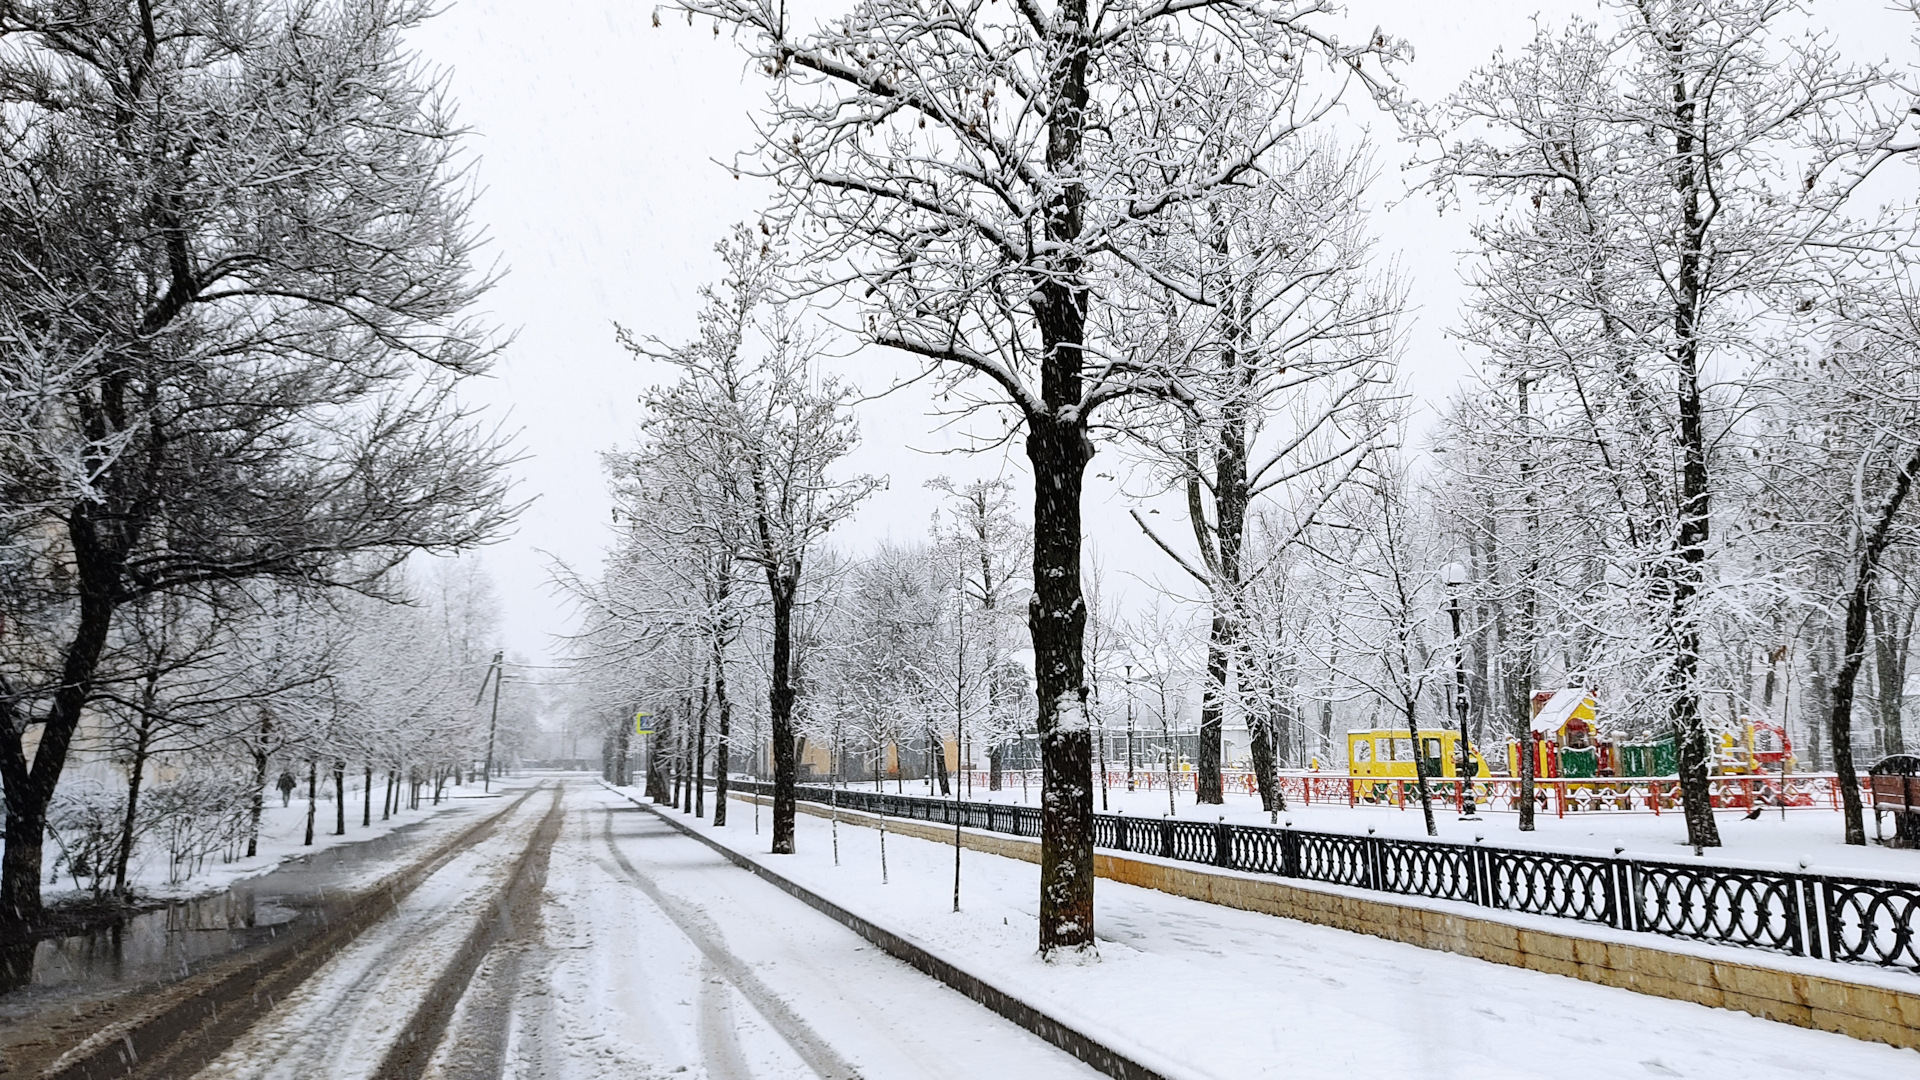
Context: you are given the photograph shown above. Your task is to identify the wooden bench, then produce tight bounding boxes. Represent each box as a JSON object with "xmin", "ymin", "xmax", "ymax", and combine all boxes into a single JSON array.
[{"xmin": 1868, "ymin": 754, "xmax": 1920, "ymax": 846}]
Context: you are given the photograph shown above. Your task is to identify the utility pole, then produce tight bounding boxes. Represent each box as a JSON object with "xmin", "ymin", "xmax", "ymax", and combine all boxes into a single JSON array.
[{"xmin": 477, "ymin": 650, "xmax": 504, "ymax": 793}]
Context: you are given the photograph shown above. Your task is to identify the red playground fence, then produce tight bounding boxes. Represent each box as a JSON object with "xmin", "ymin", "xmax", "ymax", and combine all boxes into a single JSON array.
[{"xmin": 964, "ymin": 768, "xmax": 1859, "ymax": 816}]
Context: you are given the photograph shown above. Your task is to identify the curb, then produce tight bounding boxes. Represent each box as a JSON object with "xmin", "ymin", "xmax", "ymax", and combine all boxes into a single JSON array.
[{"xmin": 600, "ymin": 784, "xmax": 1182, "ymax": 1080}]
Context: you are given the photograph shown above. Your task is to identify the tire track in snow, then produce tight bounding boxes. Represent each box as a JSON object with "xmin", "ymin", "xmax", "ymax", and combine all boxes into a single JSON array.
[
  {"xmin": 181, "ymin": 787, "xmax": 557, "ymax": 1080},
  {"xmin": 374, "ymin": 785, "xmax": 564, "ymax": 1080},
  {"xmin": 599, "ymin": 808, "xmax": 861, "ymax": 1080},
  {"xmin": 696, "ymin": 958, "xmax": 756, "ymax": 1080}
]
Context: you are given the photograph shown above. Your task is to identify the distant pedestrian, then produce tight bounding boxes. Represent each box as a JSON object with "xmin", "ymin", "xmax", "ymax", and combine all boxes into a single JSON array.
[{"xmin": 277, "ymin": 770, "xmax": 297, "ymax": 807}]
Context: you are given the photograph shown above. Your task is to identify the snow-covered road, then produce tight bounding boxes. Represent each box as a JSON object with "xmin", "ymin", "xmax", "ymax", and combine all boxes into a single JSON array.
[
  {"xmin": 420, "ymin": 789, "xmax": 1096, "ymax": 1080},
  {"xmin": 187, "ymin": 777, "xmax": 1095, "ymax": 1080}
]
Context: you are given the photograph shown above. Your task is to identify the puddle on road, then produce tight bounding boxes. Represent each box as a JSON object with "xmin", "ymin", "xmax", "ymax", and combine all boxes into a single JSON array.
[{"xmin": 1, "ymin": 796, "xmax": 502, "ymax": 1014}]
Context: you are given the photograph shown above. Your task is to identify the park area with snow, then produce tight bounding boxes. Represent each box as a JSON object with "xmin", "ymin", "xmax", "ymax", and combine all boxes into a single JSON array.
[{"xmin": 898, "ymin": 772, "xmax": 1920, "ymax": 882}]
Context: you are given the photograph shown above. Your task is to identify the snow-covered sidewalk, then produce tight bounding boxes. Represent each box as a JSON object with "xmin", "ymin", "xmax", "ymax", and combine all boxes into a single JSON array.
[{"xmin": 620, "ymin": 786, "xmax": 1917, "ymax": 1080}]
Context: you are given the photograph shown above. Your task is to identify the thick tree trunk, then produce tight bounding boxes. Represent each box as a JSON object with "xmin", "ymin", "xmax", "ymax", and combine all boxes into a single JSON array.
[
  {"xmin": 1, "ymin": 570, "xmax": 118, "ymax": 964},
  {"xmin": 1318, "ymin": 696, "xmax": 1334, "ymax": 768},
  {"xmin": 1020, "ymin": 0, "xmax": 1097, "ymax": 957},
  {"xmin": 335, "ymin": 763, "xmax": 346, "ymax": 834},
  {"xmin": 1825, "ymin": 446, "xmax": 1920, "ymax": 844},
  {"xmin": 1027, "ymin": 411, "xmax": 1095, "ymax": 954},
  {"xmin": 1516, "ymin": 377, "xmax": 1539, "ymax": 833},
  {"xmin": 1872, "ymin": 605, "xmax": 1911, "ymax": 757},
  {"xmin": 1668, "ymin": 50, "xmax": 1720, "ymax": 850},
  {"xmin": 988, "ymin": 744, "xmax": 1004, "ymax": 790},
  {"xmin": 769, "ymin": 578, "xmax": 800, "ymax": 853},
  {"xmin": 1831, "ymin": 593, "xmax": 1873, "ymax": 846},
  {"xmin": 363, "ymin": 765, "xmax": 373, "ymax": 828},
  {"xmin": 615, "ymin": 718, "xmax": 632, "ymax": 787},
  {"xmin": 931, "ymin": 721, "xmax": 951, "ymax": 796},
  {"xmin": 1196, "ymin": 619, "xmax": 1229, "ymax": 805},
  {"xmin": 1406, "ymin": 702, "xmax": 1437, "ymax": 837},
  {"xmin": 646, "ymin": 713, "xmax": 672, "ymax": 802},
  {"xmin": 1248, "ymin": 704, "xmax": 1285, "ymax": 813}
]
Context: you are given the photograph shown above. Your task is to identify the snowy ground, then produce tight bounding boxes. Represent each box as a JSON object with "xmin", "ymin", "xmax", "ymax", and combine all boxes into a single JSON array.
[
  {"xmin": 863, "ymin": 777, "xmax": 1920, "ymax": 881},
  {"xmin": 190, "ymin": 776, "xmax": 1097, "ymax": 1080},
  {"xmin": 45, "ymin": 772, "xmax": 522, "ymax": 909},
  {"xmin": 633, "ymin": 785, "xmax": 1920, "ymax": 1080}
]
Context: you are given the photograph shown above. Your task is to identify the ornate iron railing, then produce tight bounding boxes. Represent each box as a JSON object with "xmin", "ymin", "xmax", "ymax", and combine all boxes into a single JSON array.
[{"xmin": 727, "ymin": 779, "xmax": 1920, "ymax": 975}]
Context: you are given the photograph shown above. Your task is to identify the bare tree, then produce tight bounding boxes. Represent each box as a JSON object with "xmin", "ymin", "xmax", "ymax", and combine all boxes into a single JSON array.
[
  {"xmin": 1121, "ymin": 136, "xmax": 1398, "ymax": 804},
  {"xmin": 1421, "ymin": 0, "xmax": 1902, "ymax": 847},
  {"xmin": 680, "ymin": 0, "xmax": 1402, "ymax": 955},
  {"xmin": 621, "ymin": 228, "xmax": 879, "ymax": 853},
  {"xmin": 0, "ymin": 0, "xmax": 515, "ymax": 967}
]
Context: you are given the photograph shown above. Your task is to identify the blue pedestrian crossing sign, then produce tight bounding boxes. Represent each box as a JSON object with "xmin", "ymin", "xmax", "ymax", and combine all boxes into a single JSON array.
[{"xmin": 634, "ymin": 711, "xmax": 654, "ymax": 735}]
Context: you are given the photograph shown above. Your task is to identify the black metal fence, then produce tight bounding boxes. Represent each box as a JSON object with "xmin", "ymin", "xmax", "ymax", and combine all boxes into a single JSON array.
[{"xmin": 731, "ymin": 779, "xmax": 1920, "ymax": 975}]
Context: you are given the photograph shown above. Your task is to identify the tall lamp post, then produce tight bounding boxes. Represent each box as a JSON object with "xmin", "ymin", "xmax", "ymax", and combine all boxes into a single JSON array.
[
  {"xmin": 1440, "ymin": 562, "xmax": 1480, "ymax": 819},
  {"xmin": 1124, "ymin": 664, "xmax": 1137, "ymax": 791}
]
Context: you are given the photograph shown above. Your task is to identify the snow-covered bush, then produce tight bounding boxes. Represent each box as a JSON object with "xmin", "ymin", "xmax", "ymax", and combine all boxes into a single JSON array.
[
  {"xmin": 46, "ymin": 779, "xmax": 126, "ymax": 899},
  {"xmin": 141, "ymin": 772, "xmax": 258, "ymax": 885}
]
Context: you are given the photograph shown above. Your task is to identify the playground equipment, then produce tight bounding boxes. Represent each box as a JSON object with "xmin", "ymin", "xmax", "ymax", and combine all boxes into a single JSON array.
[
  {"xmin": 1508, "ymin": 690, "xmax": 1609, "ymax": 779},
  {"xmin": 1498, "ymin": 689, "xmax": 1808, "ymax": 811},
  {"xmin": 1346, "ymin": 728, "xmax": 1488, "ymax": 804}
]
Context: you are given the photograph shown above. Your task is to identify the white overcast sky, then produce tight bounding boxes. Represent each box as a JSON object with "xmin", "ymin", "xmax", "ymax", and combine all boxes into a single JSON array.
[{"xmin": 403, "ymin": 1, "xmax": 1913, "ymax": 664}]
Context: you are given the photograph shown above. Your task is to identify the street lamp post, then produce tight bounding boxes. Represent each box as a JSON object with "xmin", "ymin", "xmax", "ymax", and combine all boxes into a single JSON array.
[
  {"xmin": 1441, "ymin": 562, "xmax": 1479, "ymax": 820},
  {"xmin": 1124, "ymin": 664, "xmax": 1136, "ymax": 791}
]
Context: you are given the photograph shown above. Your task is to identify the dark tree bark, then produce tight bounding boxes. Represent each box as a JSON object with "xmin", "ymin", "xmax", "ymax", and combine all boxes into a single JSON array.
[
  {"xmin": 1247, "ymin": 706, "xmax": 1284, "ymax": 813},
  {"xmin": 695, "ymin": 676, "xmax": 709, "ymax": 818},
  {"xmin": 1404, "ymin": 701, "xmax": 1438, "ymax": 838},
  {"xmin": 713, "ymin": 644, "xmax": 732, "ymax": 828},
  {"xmin": 646, "ymin": 712, "xmax": 672, "ymax": 802},
  {"xmin": 112, "ymin": 712, "xmax": 156, "ymax": 899},
  {"xmin": 363, "ymin": 765, "xmax": 373, "ymax": 828},
  {"xmin": 247, "ymin": 714, "xmax": 272, "ymax": 858},
  {"xmin": 1192, "ymin": 281, "xmax": 1251, "ymax": 806},
  {"xmin": 1871, "ymin": 602, "xmax": 1913, "ymax": 758},
  {"xmin": 1515, "ymin": 376, "xmax": 1540, "ymax": 832},
  {"xmin": 931, "ymin": 720, "xmax": 951, "ymax": 797},
  {"xmin": 303, "ymin": 762, "xmax": 317, "ymax": 847},
  {"xmin": 768, "ymin": 576, "xmax": 800, "ymax": 853},
  {"xmin": 1196, "ymin": 616, "xmax": 1230, "ymax": 806},
  {"xmin": 335, "ymin": 763, "xmax": 346, "ymax": 835},
  {"xmin": 1825, "ymin": 445, "xmax": 1920, "ymax": 845},
  {"xmin": 1, "ymin": 560, "xmax": 117, "ymax": 942},
  {"xmin": 1027, "ymin": 411, "xmax": 1095, "ymax": 953},
  {"xmin": 1661, "ymin": 36, "xmax": 1721, "ymax": 849}
]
